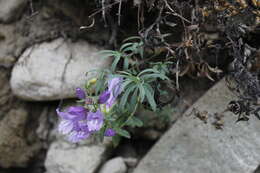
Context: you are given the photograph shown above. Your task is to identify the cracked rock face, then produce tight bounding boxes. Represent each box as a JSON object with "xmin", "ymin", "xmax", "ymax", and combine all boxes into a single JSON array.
[
  {"xmin": 10, "ymin": 38, "xmax": 111, "ymax": 101},
  {"xmin": 133, "ymin": 79, "xmax": 260, "ymax": 173}
]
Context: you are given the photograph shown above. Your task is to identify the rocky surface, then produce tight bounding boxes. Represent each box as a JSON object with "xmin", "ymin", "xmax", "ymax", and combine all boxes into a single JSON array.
[
  {"xmin": 11, "ymin": 38, "xmax": 111, "ymax": 101},
  {"xmin": 135, "ymin": 78, "xmax": 213, "ymax": 140},
  {"xmin": 45, "ymin": 140, "xmax": 107, "ymax": 173},
  {"xmin": 0, "ymin": 24, "xmax": 17, "ymax": 68},
  {"xmin": 0, "ymin": 104, "xmax": 42, "ymax": 168},
  {"xmin": 0, "ymin": 68, "xmax": 12, "ymax": 114},
  {"xmin": 133, "ymin": 79, "xmax": 260, "ymax": 173},
  {"xmin": 99, "ymin": 157, "xmax": 127, "ymax": 173},
  {"xmin": 0, "ymin": 0, "xmax": 27, "ymax": 23}
]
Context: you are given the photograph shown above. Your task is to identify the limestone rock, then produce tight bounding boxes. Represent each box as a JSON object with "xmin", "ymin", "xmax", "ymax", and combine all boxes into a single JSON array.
[
  {"xmin": 11, "ymin": 38, "xmax": 111, "ymax": 101},
  {"xmin": 99, "ymin": 157, "xmax": 127, "ymax": 173},
  {"xmin": 134, "ymin": 79, "xmax": 260, "ymax": 173},
  {"xmin": 45, "ymin": 140, "xmax": 107, "ymax": 173},
  {"xmin": 0, "ymin": 106, "xmax": 41, "ymax": 168},
  {"xmin": 0, "ymin": 0, "xmax": 27, "ymax": 23}
]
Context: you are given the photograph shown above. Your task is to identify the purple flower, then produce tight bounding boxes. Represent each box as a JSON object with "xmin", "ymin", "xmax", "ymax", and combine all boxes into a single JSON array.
[
  {"xmin": 58, "ymin": 119, "xmax": 74, "ymax": 135},
  {"xmin": 87, "ymin": 110, "xmax": 104, "ymax": 131},
  {"xmin": 98, "ymin": 90, "xmax": 110, "ymax": 104},
  {"xmin": 57, "ymin": 106, "xmax": 88, "ymax": 121},
  {"xmin": 106, "ymin": 77, "xmax": 123, "ymax": 108},
  {"xmin": 68, "ymin": 128, "xmax": 90, "ymax": 143},
  {"xmin": 56, "ymin": 106, "xmax": 91, "ymax": 143},
  {"xmin": 76, "ymin": 88, "xmax": 86, "ymax": 99},
  {"xmin": 104, "ymin": 128, "xmax": 116, "ymax": 137}
]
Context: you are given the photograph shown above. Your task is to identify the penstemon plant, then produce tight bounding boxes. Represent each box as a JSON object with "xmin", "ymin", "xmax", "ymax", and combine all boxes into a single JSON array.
[{"xmin": 56, "ymin": 36, "xmax": 172, "ymax": 146}]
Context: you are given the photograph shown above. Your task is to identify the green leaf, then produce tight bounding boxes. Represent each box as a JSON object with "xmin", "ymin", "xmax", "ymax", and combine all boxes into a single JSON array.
[
  {"xmin": 120, "ymin": 42, "xmax": 134, "ymax": 52},
  {"xmin": 112, "ymin": 135, "xmax": 121, "ymax": 147},
  {"xmin": 123, "ymin": 58, "xmax": 129, "ymax": 70},
  {"xmin": 115, "ymin": 115, "xmax": 128, "ymax": 127},
  {"xmin": 115, "ymin": 128, "xmax": 131, "ymax": 138},
  {"xmin": 111, "ymin": 56, "xmax": 121, "ymax": 71},
  {"xmin": 117, "ymin": 71, "xmax": 138, "ymax": 82},
  {"xmin": 98, "ymin": 50, "xmax": 118, "ymax": 58},
  {"xmin": 129, "ymin": 89, "xmax": 138, "ymax": 111},
  {"xmin": 137, "ymin": 69, "xmax": 159, "ymax": 77},
  {"xmin": 139, "ymin": 46, "xmax": 144, "ymax": 59},
  {"xmin": 126, "ymin": 116, "xmax": 143, "ymax": 127},
  {"xmin": 120, "ymin": 83, "xmax": 136, "ymax": 108},
  {"xmin": 138, "ymin": 84, "xmax": 145, "ymax": 102},
  {"xmin": 143, "ymin": 84, "xmax": 156, "ymax": 111},
  {"xmin": 123, "ymin": 46, "xmax": 135, "ymax": 52},
  {"xmin": 141, "ymin": 73, "xmax": 169, "ymax": 81},
  {"xmin": 121, "ymin": 79, "xmax": 133, "ymax": 89},
  {"xmin": 118, "ymin": 71, "xmax": 134, "ymax": 76}
]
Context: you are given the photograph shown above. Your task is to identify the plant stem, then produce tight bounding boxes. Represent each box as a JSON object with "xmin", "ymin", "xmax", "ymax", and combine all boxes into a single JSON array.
[{"xmin": 120, "ymin": 100, "xmax": 139, "ymax": 128}]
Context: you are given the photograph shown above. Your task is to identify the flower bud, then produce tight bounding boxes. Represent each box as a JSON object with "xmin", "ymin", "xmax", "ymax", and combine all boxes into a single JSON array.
[
  {"xmin": 98, "ymin": 90, "xmax": 110, "ymax": 104},
  {"xmin": 88, "ymin": 78, "xmax": 97, "ymax": 85},
  {"xmin": 76, "ymin": 88, "xmax": 86, "ymax": 99},
  {"xmin": 104, "ymin": 128, "xmax": 116, "ymax": 137}
]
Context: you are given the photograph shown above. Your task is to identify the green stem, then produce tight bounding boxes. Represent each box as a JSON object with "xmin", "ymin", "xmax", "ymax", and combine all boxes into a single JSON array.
[{"xmin": 120, "ymin": 99, "xmax": 139, "ymax": 128}]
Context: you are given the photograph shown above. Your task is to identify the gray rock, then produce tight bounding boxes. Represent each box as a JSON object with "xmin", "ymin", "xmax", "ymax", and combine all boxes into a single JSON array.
[
  {"xmin": 0, "ymin": 68, "xmax": 11, "ymax": 114},
  {"xmin": 134, "ymin": 79, "xmax": 260, "ymax": 173},
  {"xmin": 0, "ymin": 0, "xmax": 27, "ymax": 23},
  {"xmin": 45, "ymin": 140, "xmax": 107, "ymax": 173},
  {"xmin": 0, "ymin": 24, "xmax": 17, "ymax": 68},
  {"xmin": 0, "ymin": 105, "xmax": 41, "ymax": 168},
  {"xmin": 123, "ymin": 157, "xmax": 138, "ymax": 167},
  {"xmin": 11, "ymin": 38, "xmax": 111, "ymax": 101},
  {"xmin": 117, "ymin": 143, "xmax": 137, "ymax": 159},
  {"xmin": 99, "ymin": 157, "xmax": 127, "ymax": 173}
]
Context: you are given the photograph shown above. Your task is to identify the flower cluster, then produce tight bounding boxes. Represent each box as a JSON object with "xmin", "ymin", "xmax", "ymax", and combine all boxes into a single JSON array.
[{"xmin": 56, "ymin": 77, "xmax": 123, "ymax": 143}]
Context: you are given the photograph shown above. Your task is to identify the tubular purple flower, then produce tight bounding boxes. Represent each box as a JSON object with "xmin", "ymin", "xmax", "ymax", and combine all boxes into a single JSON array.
[
  {"xmin": 58, "ymin": 120, "xmax": 74, "ymax": 135},
  {"xmin": 56, "ymin": 106, "xmax": 91, "ymax": 142},
  {"xmin": 104, "ymin": 128, "xmax": 116, "ymax": 137},
  {"xmin": 68, "ymin": 130, "xmax": 90, "ymax": 143},
  {"xmin": 76, "ymin": 87, "xmax": 86, "ymax": 99},
  {"xmin": 106, "ymin": 77, "xmax": 123, "ymax": 108},
  {"xmin": 87, "ymin": 110, "xmax": 104, "ymax": 132},
  {"xmin": 98, "ymin": 90, "xmax": 110, "ymax": 104},
  {"xmin": 57, "ymin": 106, "xmax": 88, "ymax": 121}
]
